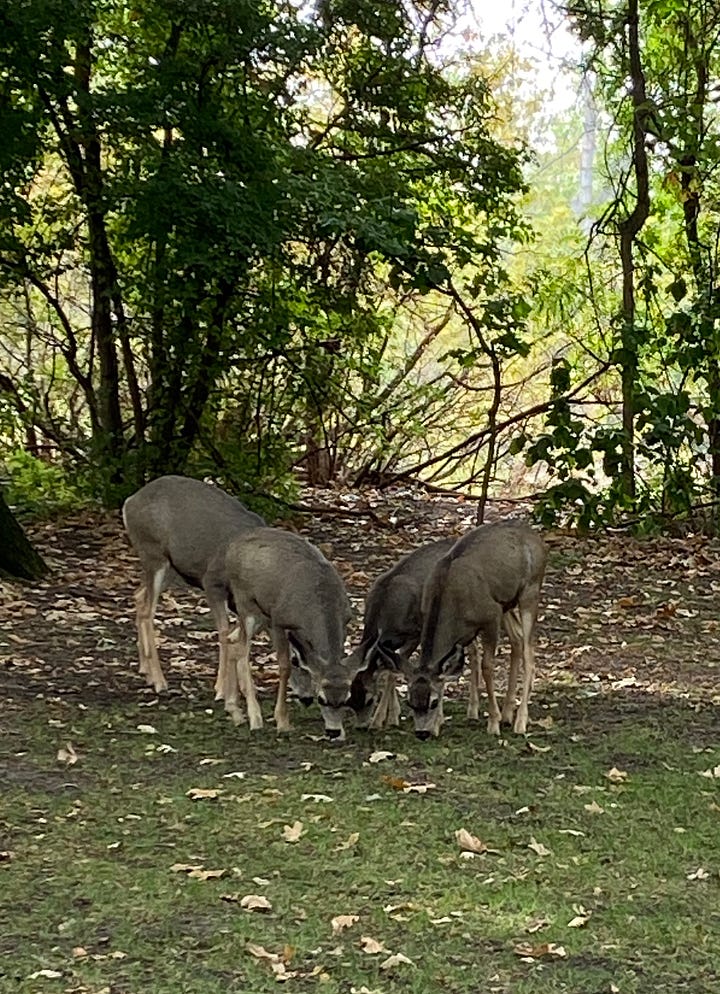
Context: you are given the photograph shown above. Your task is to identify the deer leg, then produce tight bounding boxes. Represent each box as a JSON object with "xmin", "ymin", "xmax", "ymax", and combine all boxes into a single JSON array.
[
  {"xmin": 466, "ymin": 641, "xmax": 481, "ymax": 721},
  {"xmin": 502, "ymin": 608, "xmax": 523, "ymax": 726},
  {"xmin": 513, "ymin": 605, "xmax": 538, "ymax": 734},
  {"xmin": 369, "ymin": 671, "xmax": 391, "ymax": 730},
  {"xmin": 272, "ymin": 628, "xmax": 292, "ymax": 733},
  {"xmin": 135, "ymin": 565, "xmax": 168, "ymax": 693},
  {"xmin": 236, "ymin": 615, "xmax": 263, "ymax": 731},
  {"xmin": 481, "ymin": 638, "xmax": 502, "ymax": 735},
  {"xmin": 220, "ymin": 624, "xmax": 246, "ymax": 725},
  {"xmin": 205, "ymin": 590, "xmax": 233, "ymax": 704},
  {"xmin": 433, "ymin": 685, "xmax": 445, "ymax": 737},
  {"xmin": 386, "ymin": 673, "xmax": 401, "ymax": 727}
]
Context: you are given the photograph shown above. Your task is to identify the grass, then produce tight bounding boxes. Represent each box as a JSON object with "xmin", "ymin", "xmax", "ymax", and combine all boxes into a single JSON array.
[{"xmin": 2, "ymin": 684, "xmax": 720, "ymax": 994}]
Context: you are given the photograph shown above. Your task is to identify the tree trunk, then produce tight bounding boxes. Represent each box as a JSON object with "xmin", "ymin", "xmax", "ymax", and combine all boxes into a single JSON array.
[
  {"xmin": 0, "ymin": 489, "xmax": 48, "ymax": 580},
  {"xmin": 616, "ymin": 0, "xmax": 651, "ymax": 503}
]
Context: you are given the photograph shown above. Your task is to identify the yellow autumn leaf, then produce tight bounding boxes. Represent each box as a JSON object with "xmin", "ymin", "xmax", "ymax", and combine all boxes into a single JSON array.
[
  {"xmin": 282, "ymin": 820, "xmax": 305, "ymax": 843},
  {"xmin": 359, "ymin": 936, "xmax": 387, "ymax": 954},
  {"xmin": 455, "ymin": 828, "xmax": 488, "ymax": 854}
]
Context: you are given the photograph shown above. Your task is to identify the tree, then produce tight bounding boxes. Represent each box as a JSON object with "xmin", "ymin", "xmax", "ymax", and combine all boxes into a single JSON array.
[
  {"xmin": 0, "ymin": 487, "xmax": 47, "ymax": 580},
  {"xmin": 0, "ymin": 0, "xmax": 530, "ymax": 503}
]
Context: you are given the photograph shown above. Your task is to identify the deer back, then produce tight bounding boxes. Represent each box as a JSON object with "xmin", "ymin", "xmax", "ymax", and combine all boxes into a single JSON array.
[
  {"xmin": 420, "ymin": 521, "xmax": 546, "ymax": 671},
  {"xmin": 122, "ymin": 475, "xmax": 265, "ymax": 585}
]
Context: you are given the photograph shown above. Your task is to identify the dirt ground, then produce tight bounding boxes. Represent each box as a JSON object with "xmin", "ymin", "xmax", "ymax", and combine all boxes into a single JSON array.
[{"xmin": 2, "ymin": 485, "xmax": 720, "ymax": 728}]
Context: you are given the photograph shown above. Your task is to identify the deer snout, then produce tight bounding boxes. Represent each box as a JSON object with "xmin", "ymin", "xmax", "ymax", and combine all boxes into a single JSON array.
[
  {"xmin": 415, "ymin": 729, "xmax": 432, "ymax": 741},
  {"xmin": 325, "ymin": 727, "xmax": 343, "ymax": 740},
  {"xmin": 299, "ymin": 696, "xmax": 314, "ymax": 707}
]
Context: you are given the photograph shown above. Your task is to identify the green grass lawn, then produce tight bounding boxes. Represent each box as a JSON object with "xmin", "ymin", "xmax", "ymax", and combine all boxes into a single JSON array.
[{"xmin": 2, "ymin": 685, "xmax": 719, "ymax": 994}]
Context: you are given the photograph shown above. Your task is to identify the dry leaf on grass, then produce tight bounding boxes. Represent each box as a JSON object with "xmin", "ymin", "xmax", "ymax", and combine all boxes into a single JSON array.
[
  {"xmin": 136, "ymin": 724, "xmax": 158, "ymax": 734},
  {"xmin": 700, "ymin": 765, "xmax": 720, "ymax": 779},
  {"xmin": 28, "ymin": 970, "xmax": 63, "ymax": 979},
  {"xmin": 584, "ymin": 800, "xmax": 605, "ymax": 814},
  {"xmin": 331, "ymin": 914, "xmax": 359, "ymax": 934},
  {"xmin": 56, "ymin": 742, "xmax": 78, "ymax": 766},
  {"xmin": 514, "ymin": 942, "xmax": 567, "ymax": 960},
  {"xmin": 382, "ymin": 776, "xmax": 437, "ymax": 794},
  {"xmin": 687, "ymin": 867, "xmax": 710, "ymax": 880},
  {"xmin": 333, "ymin": 832, "xmax": 359, "ymax": 852},
  {"xmin": 239, "ymin": 894, "xmax": 273, "ymax": 912},
  {"xmin": 524, "ymin": 917, "xmax": 550, "ymax": 934},
  {"xmin": 380, "ymin": 952, "xmax": 414, "ymax": 970},
  {"xmin": 567, "ymin": 906, "xmax": 592, "ymax": 927},
  {"xmin": 368, "ymin": 750, "xmax": 395, "ymax": 763},
  {"xmin": 246, "ymin": 942, "xmax": 295, "ymax": 979},
  {"xmin": 301, "ymin": 793, "xmax": 333, "ymax": 803},
  {"xmin": 605, "ymin": 767, "xmax": 628, "ymax": 783},
  {"xmin": 528, "ymin": 836, "xmax": 551, "ymax": 857},
  {"xmin": 186, "ymin": 787, "xmax": 222, "ymax": 801},
  {"xmin": 455, "ymin": 828, "xmax": 490, "ymax": 854},
  {"xmin": 169, "ymin": 861, "xmax": 201, "ymax": 873},
  {"xmin": 187, "ymin": 868, "xmax": 227, "ymax": 881},
  {"xmin": 282, "ymin": 821, "xmax": 305, "ymax": 843},
  {"xmin": 359, "ymin": 936, "xmax": 387, "ymax": 955}
]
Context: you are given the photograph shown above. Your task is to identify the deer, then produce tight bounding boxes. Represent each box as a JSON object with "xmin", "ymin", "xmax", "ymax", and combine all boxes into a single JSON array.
[
  {"xmin": 219, "ymin": 527, "xmax": 357, "ymax": 738},
  {"xmin": 344, "ymin": 537, "xmax": 459, "ymax": 730},
  {"xmin": 407, "ymin": 520, "xmax": 547, "ymax": 740},
  {"xmin": 122, "ymin": 474, "xmax": 266, "ymax": 707}
]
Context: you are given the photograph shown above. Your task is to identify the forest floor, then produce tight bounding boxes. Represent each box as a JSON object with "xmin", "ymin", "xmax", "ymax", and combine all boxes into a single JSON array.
[{"xmin": 1, "ymin": 487, "xmax": 720, "ymax": 994}]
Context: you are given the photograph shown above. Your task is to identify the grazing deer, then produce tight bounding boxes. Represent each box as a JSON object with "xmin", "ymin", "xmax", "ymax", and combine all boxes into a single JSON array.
[
  {"xmin": 345, "ymin": 537, "xmax": 458, "ymax": 729},
  {"xmin": 408, "ymin": 521, "xmax": 547, "ymax": 740},
  {"xmin": 122, "ymin": 475, "xmax": 266, "ymax": 705},
  {"xmin": 220, "ymin": 528, "xmax": 355, "ymax": 737}
]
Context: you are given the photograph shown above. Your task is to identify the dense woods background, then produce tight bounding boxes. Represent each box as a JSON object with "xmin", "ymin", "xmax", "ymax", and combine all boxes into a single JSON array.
[{"xmin": 3, "ymin": 0, "xmax": 720, "ymax": 558}]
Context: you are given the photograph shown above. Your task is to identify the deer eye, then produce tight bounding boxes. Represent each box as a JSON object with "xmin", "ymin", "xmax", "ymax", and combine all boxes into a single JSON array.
[{"xmin": 429, "ymin": 698, "xmax": 439, "ymax": 711}]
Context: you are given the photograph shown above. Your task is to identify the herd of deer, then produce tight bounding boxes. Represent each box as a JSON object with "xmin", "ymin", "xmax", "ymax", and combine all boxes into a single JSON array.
[{"xmin": 122, "ymin": 475, "xmax": 548, "ymax": 742}]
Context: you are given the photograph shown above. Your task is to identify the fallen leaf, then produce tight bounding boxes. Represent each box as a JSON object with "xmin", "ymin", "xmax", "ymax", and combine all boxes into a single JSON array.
[
  {"xmin": 526, "ymin": 740, "xmax": 551, "ymax": 753},
  {"xmin": 382, "ymin": 775, "xmax": 409, "ymax": 790},
  {"xmin": 455, "ymin": 828, "xmax": 490, "ymax": 854},
  {"xmin": 239, "ymin": 894, "xmax": 273, "ymax": 912},
  {"xmin": 584, "ymin": 800, "xmax": 605, "ymax": 814},
  {"xmin": 27, "ymin": 970, "xmax": 63, "ymax": 979},
  {"xmin": 514, "ymin": 942, "xmax": 567, "ymax": 959},
  {"xmin": 247, "ymin": 942, "xmax": 283, "ymax": 963},
  {"xmin": 331, "ymin": 914, "xmax": 359, "ymax": 934},
  {"xmin": 333, "ymin": 832, "xmax": 360, "ymax": 852},
  {"xmin": 402, "ymin": 782, "xmax": 436, "ymax": 794},
  {"xmin": 380, "ymin": 952, "xmax": 414, "ymax": 970},
  {"xmin": 525, "ymin": 917, "xmax": 550, "ymax": 934},
  {"xmin": 528, "ymin": 836, "xmax": 551, "ymax": 857},
  {"xmin": 71, "ymin": 947, "xmax": 88, "ymax": 958},
  {"xmin": 170, "ymin": 863, "xmax": 204, "ymax": 874},
  {"xmin": 605, "ymin": 767, "xmax": 628, "ymax": 783},
  {"xmin": 368, "ymin": 751, "xmax": 395, "ymax": 763},
  {"xmin": 186, "ymin": 788, "xmax": 222, "ymax": 801},
  {"xmin": 700, "ymin": 765, "xmax": 720, "ymax": 779},
  {"xmin": 567, "ymin": 905, "xmax": 592, "ymax": 927},
  {"xmin": 687, "ymin": 867, "xmax": 710, "ymax": 881},
  {"xmin": 136, "ymin": 724, "xmax": 158, "ymax": 734},
  {"xmin": 282, "ymin": 821, "xmax": 305, "ymax": 843},
  {"xmin": 301, "ymin": 793, "xmax": 333, "ymax": 803},
  {"xmin": 187, "ymin": 868, "xmax": 227, "ymax": 881},
  {"xmin": 359, "ymin": 936, "xmax": 387, "ymax": 954},
  {"xmin": 56, "ymin": 742, "xmax": 78, "ymax": 766}
]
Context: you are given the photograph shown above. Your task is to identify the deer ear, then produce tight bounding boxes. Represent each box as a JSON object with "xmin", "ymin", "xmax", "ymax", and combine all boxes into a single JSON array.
[{"xmin": 438, "ymin": 643, "xmax": 464, "ymax": 678}]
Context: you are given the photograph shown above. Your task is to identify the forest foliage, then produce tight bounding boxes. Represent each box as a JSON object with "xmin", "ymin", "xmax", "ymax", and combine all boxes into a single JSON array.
[{"xmin": 2, "ymin": 0, "xmax": 720, "ymax": 532}]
